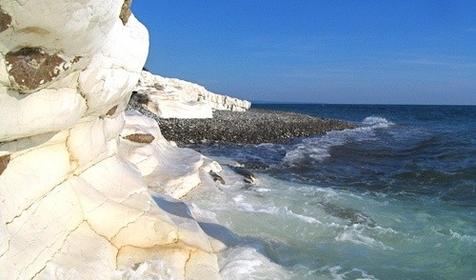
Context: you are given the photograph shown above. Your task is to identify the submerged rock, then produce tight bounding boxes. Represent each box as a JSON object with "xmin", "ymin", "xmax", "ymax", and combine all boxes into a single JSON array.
[
  {"xmin": 229, "ymin": 165, "xmax": 257, "ymax": 184},
  {"xmin": 209, "ymin": 170, "xmax": 226, "ymax": 185},
  {"xmin": 321, "ymin": 203, "xmax": 376, "ymax": 227}
]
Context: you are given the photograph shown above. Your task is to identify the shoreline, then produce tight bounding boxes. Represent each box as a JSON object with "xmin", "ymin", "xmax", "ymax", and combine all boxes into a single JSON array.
[{"xmin": 128, "ymin": 95, "xmax": 356, "ymax": 145}]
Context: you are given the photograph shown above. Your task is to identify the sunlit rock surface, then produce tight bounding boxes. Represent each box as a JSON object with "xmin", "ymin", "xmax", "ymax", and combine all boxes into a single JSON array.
[
  {"xmin": 120, "ymin": 111, "xmax": 223, "ymax": 199},
  {"xmin": 0, "ymin": 1, "xmax": 223, "ymax": 279},
  {"xmin": 135, "ymin": 71, "xmax": 251, "ymax": 119}
]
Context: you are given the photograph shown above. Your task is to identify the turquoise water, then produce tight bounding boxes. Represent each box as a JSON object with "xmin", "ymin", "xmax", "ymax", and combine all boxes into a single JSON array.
[{"xmin": 189, "ymin": 105, "xmax": 476, "ymax": 280}]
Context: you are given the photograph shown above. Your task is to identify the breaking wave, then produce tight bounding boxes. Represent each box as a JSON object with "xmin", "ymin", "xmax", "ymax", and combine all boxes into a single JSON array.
[
  {"xmin": 232, "ymin": 194, "xmax": 322, "ymax": 224},
  {"xmin": 219, "ymin": 247, "xmax": 290, "ymax": 280},
  {"xmin": 283, "ymin": 116, "xmax": 395, "ymax": 165}
]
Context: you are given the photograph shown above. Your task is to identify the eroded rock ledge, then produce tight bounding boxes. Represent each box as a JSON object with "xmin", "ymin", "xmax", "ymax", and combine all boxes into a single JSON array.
[
  {"xmin": 0, "ymin": 1, "xmax": 225, "ymax": 279},
  {"xmin": 134, "ymin": 70, "xmax": 251, "ymax": 119}
]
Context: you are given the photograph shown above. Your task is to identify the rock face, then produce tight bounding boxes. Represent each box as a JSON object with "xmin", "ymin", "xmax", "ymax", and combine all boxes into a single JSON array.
[
  {"xmin": 120, "ymin": 111, "xmax": 223, "ymax": 199},
  {"xmin": 135, "ymin": 70, "xmax": 251, "ymax": 119},
  {"xmin": 0, "ymin": 1, "xmax": 223, "ymax": 279}
]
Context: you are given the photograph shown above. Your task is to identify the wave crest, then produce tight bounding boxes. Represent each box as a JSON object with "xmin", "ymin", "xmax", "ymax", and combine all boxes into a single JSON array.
[
  {"xmin": 284, "ymin": 116, "xmax": 395, "ymax": 165},
  {"xmin": 362, "ymin": 116, "xmax": 395, "ymax": 128}
]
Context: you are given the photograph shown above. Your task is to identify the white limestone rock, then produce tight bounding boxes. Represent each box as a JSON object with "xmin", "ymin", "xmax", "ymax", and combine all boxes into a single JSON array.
[
  {"xmin": 37, "ymin": 223, "xmax": 118, "ymax": 280},
  {"xmin": 0, "ymin": 87, "xmax": 87, "ymax": 141},
  {"xmin": 0, "ymin": 1, "xmax": 224, "ymax": 279},
  {"xmin": 120, "ymin": 111, "xmax": 223, "ymax": 199},
  {"xmin": 135, "ymin": 70, "xmax": 251, "ymax": 119}
]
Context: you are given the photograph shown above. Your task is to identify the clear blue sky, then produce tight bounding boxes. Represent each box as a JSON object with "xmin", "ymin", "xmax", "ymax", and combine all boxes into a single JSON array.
[{"xmin": 132, "ymin": 1, "xmax": 476, "ymax": 105}]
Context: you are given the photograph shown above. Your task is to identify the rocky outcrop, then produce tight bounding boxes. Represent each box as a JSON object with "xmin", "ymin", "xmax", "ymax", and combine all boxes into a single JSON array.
[
  {"xmin": 135, "ymin": 71, "xmax": 251, "ymax": 119},
  {"xmin": 0, "ymin": 1, "xmax": 224, "ymax": 279},
  {"xmin": 120, "ymin": 111, "xmax": 223, "ymax": 199}
]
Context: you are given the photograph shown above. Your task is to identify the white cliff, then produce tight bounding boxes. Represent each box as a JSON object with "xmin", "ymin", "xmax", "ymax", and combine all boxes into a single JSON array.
[
  {"xmin": 135, "ymin": 70, "xmax": 251, "ymax": 119},
  {"xmin": 0, "ymin": 1, "xmax": 224, "ymax": 279}
]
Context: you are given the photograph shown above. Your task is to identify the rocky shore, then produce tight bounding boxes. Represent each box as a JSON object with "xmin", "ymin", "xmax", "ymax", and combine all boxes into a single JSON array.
[{"xmin": 129, "ymin": 94, "xmax": 355, "ymax": 145}]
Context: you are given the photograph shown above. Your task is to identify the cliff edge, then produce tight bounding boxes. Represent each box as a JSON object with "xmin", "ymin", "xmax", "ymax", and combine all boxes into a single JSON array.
[{"xmin": 135, "ymin": 70, "xmax": 251, "ymax": 119}]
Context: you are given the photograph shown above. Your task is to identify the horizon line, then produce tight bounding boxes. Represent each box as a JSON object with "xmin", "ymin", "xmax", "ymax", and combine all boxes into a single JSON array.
[{"xmin": 250, "ymin": 101, "xmax": 476, "ymax": 107}]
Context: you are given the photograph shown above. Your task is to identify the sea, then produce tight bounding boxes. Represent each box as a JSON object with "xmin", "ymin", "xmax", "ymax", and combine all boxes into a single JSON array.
[{"xmin": 187, "ymin": 104, "xmax": 476, "ymax": 280}]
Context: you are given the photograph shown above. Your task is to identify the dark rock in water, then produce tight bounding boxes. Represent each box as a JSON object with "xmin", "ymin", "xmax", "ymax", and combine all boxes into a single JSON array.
[
  {"xmin": 209, "ymin": 170, "xmax": 225, "ymax": 185},
  {"xmin": 321, "ymin": 203, "xmax": 376, "ymax": 227},
  {"xmin": 229, "ymin": 165, "xmax": 256, "ymax": 184}
]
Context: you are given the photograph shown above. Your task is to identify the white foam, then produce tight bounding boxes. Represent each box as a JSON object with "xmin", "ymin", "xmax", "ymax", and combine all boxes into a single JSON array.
[
  {"xmin": 322, "ymin": 266, "xmax": 379, "ymax": 280},
  {"xmin": 231, "ymin": 194, "xmax": 322, "ymax": 225},
  {"xmin": 283, "ymin": 207, "xmax": 322, "ymax": 224},
  {"xmin": 335, "ymin": 225, "xmax": 393, "ymax": 250},
  {"xmin": 114, "ymin": 259, "xmax": 175, "ymax": 280},
  {"xmin": 284, "ymin": 116, "xmax": 395, "ymax": 164},
  {"xmin": 254, "ymin": 187, "xmax": 272, "ymax": 193},
  {"xmin": 189, "ymin": 202, "xmax": 221, "ymax": 224},
  {"xmin": 362, "ymin": 116, "xmax": 395, "ymax": 128},
  {"xmin": 219, "ymin": 247, "xmax": 289, "ymax": 280},
  {"xmin": 449, "ymin": 230, "xmax": 476, "ymax": 243}
]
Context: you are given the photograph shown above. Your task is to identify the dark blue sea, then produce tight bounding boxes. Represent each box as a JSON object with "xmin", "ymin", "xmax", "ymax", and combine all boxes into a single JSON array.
[{"xmin": 191, "ymin": 104, "xmax": 476, "ymax": 280}]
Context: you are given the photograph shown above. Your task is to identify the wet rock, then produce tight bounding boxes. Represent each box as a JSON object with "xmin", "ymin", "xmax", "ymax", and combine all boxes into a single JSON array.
[
  {"xmin": 123, "ymin": 133, "xmax": 155, "ymax": 144},
  {"xmin": 321, "ymin": 203, "xmax": 376, "ymax": 227},
  {"xmin": 5, "ymin": 47, "xmax": 65, "ymax": 91},
  {"xmin": 209, "ymin": 170, "xmax": 225, "ymax": 185},
  {"xmin": 229, "ymin": 166, "xmax": 256, "ymax": 184},
  {"xmin": 0, "ymin": 154, "xmax": 10, "ymax": 175}
]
